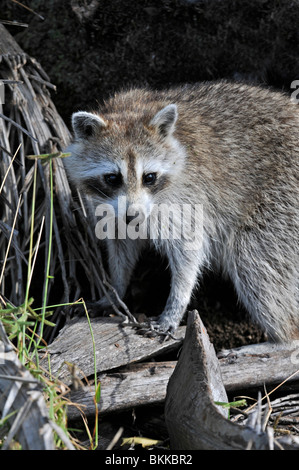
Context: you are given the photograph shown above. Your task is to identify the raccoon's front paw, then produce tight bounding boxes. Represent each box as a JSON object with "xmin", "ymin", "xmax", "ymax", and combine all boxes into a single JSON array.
[{"xmin": 149, "ymin": 313, "xmax": 178, "ymax": 335}]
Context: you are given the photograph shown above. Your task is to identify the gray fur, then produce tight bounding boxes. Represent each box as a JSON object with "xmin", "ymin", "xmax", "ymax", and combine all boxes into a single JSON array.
[{"xmin": 64, "ymin": 82, "xmax": 299, "ymax": 342}]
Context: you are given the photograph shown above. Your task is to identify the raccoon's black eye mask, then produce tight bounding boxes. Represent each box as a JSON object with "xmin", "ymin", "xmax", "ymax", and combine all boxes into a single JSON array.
[{"xmin": 104, "ymin": 173, "xmax": 123, "ymax": 187}]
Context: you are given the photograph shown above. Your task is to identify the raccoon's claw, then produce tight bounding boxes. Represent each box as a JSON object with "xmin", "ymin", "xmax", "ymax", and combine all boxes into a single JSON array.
[{"xmin": 147, "ymin": 315, "xmax": 178, "ymax": 338}]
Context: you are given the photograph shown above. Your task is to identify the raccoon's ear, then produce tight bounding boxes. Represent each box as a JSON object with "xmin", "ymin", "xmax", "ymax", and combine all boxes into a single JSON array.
[
  {"xmin": 150, "ymin": 104, "xmax": 178, "ymax": 138},
  {"xmin": 71, "ymin": 111, "xmax": 106, "ymax": 139}
]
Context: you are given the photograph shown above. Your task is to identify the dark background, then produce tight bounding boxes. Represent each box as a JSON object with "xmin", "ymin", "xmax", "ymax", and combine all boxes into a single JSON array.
[
  {"xmin": 3, "ymin": 0, "xmax": 299, "ymax": 125},
  {"xmin": 2, "ymin": 0, "xmax": 299, "ymax": 348}
]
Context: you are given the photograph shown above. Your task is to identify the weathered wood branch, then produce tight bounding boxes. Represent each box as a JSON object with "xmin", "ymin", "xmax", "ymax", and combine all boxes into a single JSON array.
[
  {"xmin": 164, "ymin": 311, "xmax": 299, "ymax": 450},
  {"xmin": 68, "ymin": 361, "xmax": 177, "ymax": 421},
  {"xmin": 50, "ymin": 313, "xmax": 299, "ymax": 424},
  {"xmin": 0, "ymin": 322, "xmax": 55, "ymax": 450},
  {"xmin": 41, "ymin": 316, "xmax": 186, "ymax": 385},
  {"xmin": 218, "ymin": 341, "xmax": 299, "ymax": 393}
]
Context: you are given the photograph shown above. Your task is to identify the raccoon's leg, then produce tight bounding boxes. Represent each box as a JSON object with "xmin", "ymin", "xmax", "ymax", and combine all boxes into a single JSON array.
[
  {"xmin": 231, "ymin": 229, "xmax": 299, "ymax": 342},
  {"xmin": 151, "ymin": 243, "xmax": 202, "ymax": 333},
  {"xmin": 95, "ymin": 238, "xmax": 144, "ymax": 311}
]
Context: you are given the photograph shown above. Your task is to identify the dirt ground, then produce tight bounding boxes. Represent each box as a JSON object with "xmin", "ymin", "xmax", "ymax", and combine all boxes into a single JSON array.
[{"xmin": 3, "ymin": 0, "xmax": 297, "ymax": 349}]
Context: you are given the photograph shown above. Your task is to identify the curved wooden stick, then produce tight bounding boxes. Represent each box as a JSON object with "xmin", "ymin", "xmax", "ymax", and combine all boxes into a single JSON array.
[{"xmin": 164, "ymin": 310, "xmax": 299, "ymax": 450}]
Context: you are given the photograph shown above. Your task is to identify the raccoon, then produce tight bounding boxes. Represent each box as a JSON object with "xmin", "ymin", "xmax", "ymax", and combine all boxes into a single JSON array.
[{"xmin": 64, "ymin": 81, "xmax": 299, "ymax": 342}]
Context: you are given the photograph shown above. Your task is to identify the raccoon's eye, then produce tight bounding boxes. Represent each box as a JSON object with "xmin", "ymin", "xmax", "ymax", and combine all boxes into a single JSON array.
[
  {"xmin": 143, "ymin": 173, "xmax": 157, "ymax": 185},
  {"xmin": 104, "ymin": 173, "xmax": 122, "ymax": 187}
]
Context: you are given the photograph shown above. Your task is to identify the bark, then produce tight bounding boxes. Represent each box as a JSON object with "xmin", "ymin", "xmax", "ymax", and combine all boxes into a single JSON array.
[
  {"xmin": 164, "ymin": 311, "xmax": 299, "ymax": 450},
  {"xmin": 0, "ymin": 322, "xmax": 55, "ymax": 450},
  {"xmin": 41, "ymin": 316, "xmax": 186, "ymax": 385}
]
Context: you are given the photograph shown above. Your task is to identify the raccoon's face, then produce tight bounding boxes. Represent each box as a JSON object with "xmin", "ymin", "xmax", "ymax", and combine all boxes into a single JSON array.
[{"xmin": 65, "ymin": 104, "xmax": 186, "ymax": 224}]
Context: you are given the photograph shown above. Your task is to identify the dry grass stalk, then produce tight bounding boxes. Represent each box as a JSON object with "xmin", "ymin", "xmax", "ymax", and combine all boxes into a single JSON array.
[
  {"xmin": 0, "ymin": 24, "xmax": 114, "ymax": 449},
  {"xmin": 0, "ymin": 24, "xmax": 111, "ymax": 339}
]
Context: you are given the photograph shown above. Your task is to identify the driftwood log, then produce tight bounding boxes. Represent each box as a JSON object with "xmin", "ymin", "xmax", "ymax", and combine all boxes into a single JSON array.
[
  {"xmin": 0, "ymin": 322, "xmax": 55, "ymax": 450},
  {"xmin": 68, "ymin": 361, "xmax": 177, "ymax": 421},
  {"xmin": 218, "ymin": 340, "xmax": 299, "ymax": 393},
  {"xmin": 165, "ymin": 311, "xmax": 299, "ymax": 450},
  {"xmin": 42, "ymin": 312, "xmax": 299, "ymax": 437},
  {"xmin": 41, "ymin": 316, "xmax": 186, "ymax": 386}
]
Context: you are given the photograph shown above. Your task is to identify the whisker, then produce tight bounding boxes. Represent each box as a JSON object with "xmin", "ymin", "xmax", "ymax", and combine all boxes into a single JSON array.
[{"xmin": 87, "ymin": 183, "xmax": 109, "ymax": 198}]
